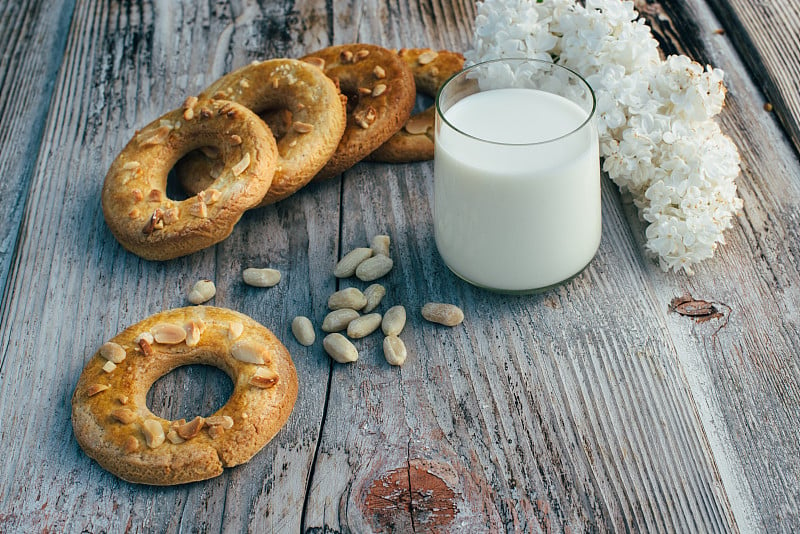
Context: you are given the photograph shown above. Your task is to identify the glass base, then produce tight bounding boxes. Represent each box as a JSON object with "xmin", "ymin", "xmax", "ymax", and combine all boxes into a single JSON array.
[{"xmin": 443, "ymin": 257, "xmax": 595, "ymax": 295}]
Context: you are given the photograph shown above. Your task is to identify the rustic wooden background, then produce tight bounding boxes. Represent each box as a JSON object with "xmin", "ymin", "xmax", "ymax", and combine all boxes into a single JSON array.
[{"xmin": 1, "ymin": 0, "xmax": 799, "ymax": 532}]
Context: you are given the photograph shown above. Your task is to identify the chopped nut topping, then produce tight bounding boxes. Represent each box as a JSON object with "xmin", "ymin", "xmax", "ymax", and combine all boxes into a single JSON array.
[
  {"xmin": 404, "ymin": 115, "xmax": 431, "ymax": 135},
  {"xmin": 250, "ymin": 367, "xmax": 280, "ymax": 388},
  {"xmin": 232, "ymin": 153, "xmax": 251, "ymax": 176},
  {"xmin": 289, "ymin": 140, "xmax": 297, "ymax": 147},
  {"xmin": 142, "ymin": 208, "xmax": 165, "ymax": 235},
  {"xmin": 205, "ymin": 415, "xmax": 234, "ymax": 429},
  {"xmin": 239, "ymin": 78, "xmax": 250, "ymax": 88},
  {"xmin": 142, "ymin": 419, "xmax": 166, "ymax": 448},
  {"xmin": 102, "ymin": 360, "xmax": 117, "ymax": 373},
  {"xmin": 230, "ymin": 134, "xmax": 242, "ymax": 146},
  {"xmin": 228, "ymin": 321, "xmax": 244, "ymax": 341},
  {"xmin": 138, "ymin": 125, "xmax": 172, "ymax": 146},
  {"xmin": 183, "ymin": 107, "xmax": 195, "ymax": 121},
  {"xmin": 176, "ymin": 416, "xmax": 205, "ymax": 440},
  {"xmin": 354, "ymin": 106, "xmax": 378, "ymax": 129},
  {"xmin": 138, "ymin": 337, "xmax": 155, "ymax": 357},
  {"xmin": 123, "ymin": 436, "xmax": 139, "ymax": 454},
  {"xmin": 358, "ymin": 87, "xmax": 372, "ymax": 96},
  {"xmin": 430, "ymin": 66, "xmax": 440, "ymax": 77},
  {"xmin": 183, "ymin": 96, "xmax": 198, "ymax": 109},
  {"xmin": 151, "ymin": 323, "xmax": 187, "ymax": 344},
  {"xmin": 218, "ymin": 102, "xmax": 236, "ymax": 116},
  {"xmin": 200, "ymin": 146, "xmax": 221, "ymax": 159},
  {"xmin": 212, "ymin": 91, "xmax": 227, "ymax": 100},
  {"xmin": 198, "ymin": 189, "xmax": 221, "ymax": 204},
  {"xmin": 418, "ymin": 50, "xmax": 438, "ymax": 65},
  {"xmin": 371, "ymin": 84, "xmax": 387, "ymax": 97},
  {"xmin": 340, "ymin": 50, "xmax": 354, "ymax": 63},
  {"xmin": 128, "ymin": 208, "xmax": 140, "ymax": 219},
  {"xmin": 200, "ymin": 107, "xmax": 213, "ymax": 119},
  {"xmin": 117, "ymin": 394, "xmax": 129, "ymax": 405},
  {"xmin": 99, "ymin": 341, "xmax": 127, "ymax": 363},
  {"xmin": 231, "ymin": 340, "xmax": 270, "ymax": 364},
  {"xmin": 295, "ymin": 103, "xmax": 306, "ymax": 111},
  {"xmin": 185, "ymin": 320, "xmax": 204, "ymax": 347},
  {"xmin": 355, "ymin": 49, "xmax": 370, "ymax": 61},
  {"xmin": 373, "ymin": 65, "xmax": 386, "ymax": 79},
  {"xmin": 132, "ymin": 189, "xmax": 144, "ymax": 202},
  {"xmin": 111, "ymin": 408, "xmax": 137, "ymax": 424},
  {"xmin": 304, "ymin": 57, "xmax": 325, "ymax": 69},
  {"xmin": 135, "ymin": 332, "xmax": 154, "ymax": 346},
  {"xmin": 190, "ymin": 200, "xmax": 208, "ymax": 218},
  {"xmin": 148, "ymin": 189, "xmax": 163, "ymax": 202},
  {"xmin": 122, "ymin": 161, "xmax": 141, "ymax": 171},
  {"xmin": 271, "ymin": 77, "xmax": 279, "ymax": 89},
  {"xmin": 166, "ymin": 430, "xmax": 185, "ymax": 444},
  {"xmin": 163, "ymin": 207, "xmax": 180, "ymax": 225},
  {"xmin": 293, "ymin": 121, "xmax": 314, "ymax": 133},
  {"xmin": 86, "ymin": 383, "xmax": 109, "ymax": 397},
  {"xmin": 208, "ymin": 425, "xmax": 225, "ymax": 439}
]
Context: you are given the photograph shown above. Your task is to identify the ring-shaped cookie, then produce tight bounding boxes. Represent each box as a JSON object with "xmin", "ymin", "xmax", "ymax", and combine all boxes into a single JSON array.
[
  {"xmin": 369, "ymin": 48, "xmax": 465, "ymax": 163},
  {"xmin": 71, "ymin": 306, "xmax": 298, "ymax": 485},
  {"xmin": 301, "ymin": 44, "xmax": 416, "ymax": 180},
  {"xmin": 101, "ymin": 99, "xmax": 278, "ymax": 261},
  {"xmin": 177, "ymin": 59, "xmax": 347, "ymax": 206}
]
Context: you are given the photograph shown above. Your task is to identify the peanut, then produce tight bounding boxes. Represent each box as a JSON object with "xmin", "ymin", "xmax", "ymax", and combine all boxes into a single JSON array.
[
  {"xmin": 381, "ymin": 305, "xmax": 407, "ymax": 336},
  {"xmin": 383, "ymin": 336, "xmax": 407, "ymax": 366},
  {"xmin": 321, "ymin": 308, "xmax": 360, "ymax": 332},
  {"xmin": 362, "ymin": 284, "xmax": 386, "ymax": 313},
  {"xmin": 99, "ymin": 341, "xmax": 126, "ymax": 363},
  {"xmin": 370, "ymin": 235, "xmax": 390, "ymax": 257},
  {"xmin": 328, "ymin": 287, "xmax": 367, "ymax": 310},
  {"xmin": 151, "ymin": 323, "xmax": 187, "ymax": 344},
  {"xmin": 242, "ymin": 267, "xmax": 281, "ymax": 287},
  {"xmin": 188, "ymin": 279, "xmax": 216, "ymax": 304},
  {"xmin": 231, "ymin": 340, "xmax": 270, "ymax": 364},
  {"xmin": 142, "ymin": 419, "xmax": 165, "ymax": 448},
  {"xmin": 334, "ymin": 247, "xmax": 373, "ymax": 278},
  {"xmin": 291, "ymin": 316, "xmax": 315, "ymax": 346},
  {"xmin": 347, "ymin": 313, "xmax": 382, "ymax": 339},
  {"xmin": 355, "ymin": 255, "xmax": 393, "ymax": 282},
  {"xmin": 421, "ymin": 303, "xmax": 464, "ymax": 326},
  {"xmin": 322, "ymin": 333, "xmax": 359, "ymax": 363}
]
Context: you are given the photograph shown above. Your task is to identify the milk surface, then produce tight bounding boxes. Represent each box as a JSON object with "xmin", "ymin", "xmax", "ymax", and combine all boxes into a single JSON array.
[{"xmin": 434, "ymin": 88, "xmax": 601, "ymax": 291}]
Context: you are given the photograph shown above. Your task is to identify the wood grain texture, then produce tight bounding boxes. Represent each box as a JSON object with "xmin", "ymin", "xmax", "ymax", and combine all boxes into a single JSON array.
[
  {"xmin": 1, "ymin": 0, "xmax": 800, "ymax": 532},
  {"xmin": 704, "ymin": 0, "xmax": 800, "ymax": 156},
  {"xmin": 0, "ymin": 0, "xmax": 75, "ymax": 306}
]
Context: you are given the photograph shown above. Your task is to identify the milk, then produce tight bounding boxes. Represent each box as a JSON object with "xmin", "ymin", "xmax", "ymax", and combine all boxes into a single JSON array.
[{"xmin": 434, "ymin": 87, "xmax": 600, "ymax": 292}]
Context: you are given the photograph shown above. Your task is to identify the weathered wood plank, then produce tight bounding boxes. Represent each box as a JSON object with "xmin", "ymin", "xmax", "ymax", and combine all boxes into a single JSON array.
[
  {"xmin": 633, "ymin": 1, "xmax": 800, "ymax": 532},
  {"xmin": 704, "ymin": 0, "xmax": 800, "ymax": 156},
  {"xmin": 0, "ymin": 0, "xmax": 336, "ymax": 531},
  {"xmin": 0, "ymin": 0, "xmax": 75, "ymax": 310}
]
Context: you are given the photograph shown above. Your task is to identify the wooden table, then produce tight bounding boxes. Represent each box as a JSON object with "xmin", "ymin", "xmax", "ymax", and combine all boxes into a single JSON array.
[{"xmin": 1, "ymin": 0, "xmax": 799, "ymax": 531}]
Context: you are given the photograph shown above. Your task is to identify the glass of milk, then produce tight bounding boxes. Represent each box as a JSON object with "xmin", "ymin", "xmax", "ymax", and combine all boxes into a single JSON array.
[{"xmin": 434, "ymin": 58, "xmax": 600, "ymax": 293}]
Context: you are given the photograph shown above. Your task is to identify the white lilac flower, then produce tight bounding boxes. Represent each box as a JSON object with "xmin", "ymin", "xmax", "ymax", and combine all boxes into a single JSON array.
[{"xmin": 468, "ymin": 0, "xmax": 743, "ymax": 274}]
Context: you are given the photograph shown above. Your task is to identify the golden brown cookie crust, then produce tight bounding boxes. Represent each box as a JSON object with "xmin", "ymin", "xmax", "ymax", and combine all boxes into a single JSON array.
[
  {"xmin": 101, "ymin": 99, "xmax": 278, "ymax": 261},
  {"xmin": 301, "ymin": 44, "xmax": 416, "ymax": 180},
  {"xmin": 71, "ymin": 306, "xmax": 298, "ymax": 485},
  {"xmin": 177, "ymin": 59, "xmax": 347, "ymax": 206},
  {"xmin": 369, "ymin": 48, "xmax": 465, "ymax": 163}
]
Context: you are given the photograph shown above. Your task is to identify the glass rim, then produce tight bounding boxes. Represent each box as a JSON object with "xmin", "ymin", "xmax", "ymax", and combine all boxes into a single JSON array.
[{"xmin": 435, "ymin": 57, "xmax": 597, "ymax": 147}]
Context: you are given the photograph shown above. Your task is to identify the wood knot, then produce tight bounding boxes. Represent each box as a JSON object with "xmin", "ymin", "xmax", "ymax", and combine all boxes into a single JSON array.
[{"xmin": 364, "ymin": 463, "xmax": 458, "ymax": 532}]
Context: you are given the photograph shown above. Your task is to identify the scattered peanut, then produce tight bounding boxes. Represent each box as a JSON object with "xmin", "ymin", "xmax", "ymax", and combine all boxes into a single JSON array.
[
  {"xmin": 355, "ymin": 254, "xmax": 393, "ymax": 282},
  {"xmin": 421, "ymin": 303, "xmax": 464, "ymax": 326},
  {"xmin": 383, "ymin": 336, "xmax": 407, "ymax": 366},
  {"xmin": 362, "ymin": 284, "xmax": 386, "ymax": 313},
  {"xmin": 176, "ymin": 416, "xmax": 204, "ymax": 440},
  {"xmin": 328, "ymin": 287, "xmax": 367, "ymax": 310},
  {"xmin": 242, "ymin": 267, "xmax": 281, "ymax": 287},
  {"xmin": 250, "ymin": 367, "xmax": 280, "ymax": 388},
  {"xmin": 370, "ymin": 235, "xmax": 390, "ymax": 257},
  {"xmin": 184, "ymin": 320, "xmax": 204, "ymax": 347},
  {"xmin": 291, "ymin": 316, "xmax": 316, "ymax": 346},
  {"xmin": 205, "ymin": 415, "xmax": 234, "ymax": 429},
  {"xmin": 167, "ymin": 430, "xmax": 185, "ymax": 444},
  {"xmin": 99, "ymin": 341, "xmax": 127, "ymax": 363},
  {"xmin": 188, "ymin": 279, "xmax": 216, "ymax": 304},
  {"xmin": 323, "ymin": 333, "xmax": 359, "ymax": 363},
  {"xmin": 334, "ymin": 248, "xmax": 373, "ymax": 278},
  {"xmin": 347, "ymin": 313, "xmax": 382, "ymax": 339},
  {"xmin": 321, "ymin": 308, "xmax": 360, "ymax": 332},
  {"xmin": 381, "ymin": 305, "xmax": 407, "ymax": 336},
  {"xmin": 102, "ymin": 360, "xmax": 117, "ymax": 373}
]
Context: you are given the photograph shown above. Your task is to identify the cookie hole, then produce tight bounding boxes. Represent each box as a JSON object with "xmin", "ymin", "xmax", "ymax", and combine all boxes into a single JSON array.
[
  {"xmin": 166, "ymin": 166, "xmax": 192, "ymax": 201},
  {"xmin": 147, "ymin": 364, "xmax": 233, "ymax": 421},
  {"xmin": 415, "ymin": 93, "xmax": 434, "ymax": 113}
]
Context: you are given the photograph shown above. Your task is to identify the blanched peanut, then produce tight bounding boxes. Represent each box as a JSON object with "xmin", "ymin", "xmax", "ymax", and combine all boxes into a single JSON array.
[
  {"xmin": 328, "ymin": 287, "xmax": 367, "ymax": 310},
  {"xmin": 381, "ymin": 305, "xmax": 406, "ymax": 336},
  {"xmin": 188, "ymin": 279, "xmax": 216, "ymax": 304},
  {"xmin": 334, "ymin": 248, "xmax": 373, "ymax": 278},
  {"xmin": 242, "ymin": 267, "xmax": 281, "ymax": 287},
  {"xmin": 383, "ymin": 336, "xmax": 407, "ymax": 366},
  {"xmin": 421, "ymin": 303, "xmax": 464, "ymax": 326},
  {"xmin": 291, "ymin": 316, "xmax": 315, "ymax": 346},
  {"xmin": 347, "ymin": 313, "xmax": 382, "ymax": 339},
  {"xmin": 323, "ymin": 333, "xmax": 358, "ymax": 363},
  {"xmin": 321, "ymin": 309, "xmax": 360, "ymax": 332},
  {"xmin": 362, "ymin": 284, "xmax": 386, "ymax": 313},
  {"xmin": 355, "ymin": 255, "xmax": 393, "ymax": 282},
  {"xmin": 370, "ymin": 235, "xmax": 390, "ymax": 257}
]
